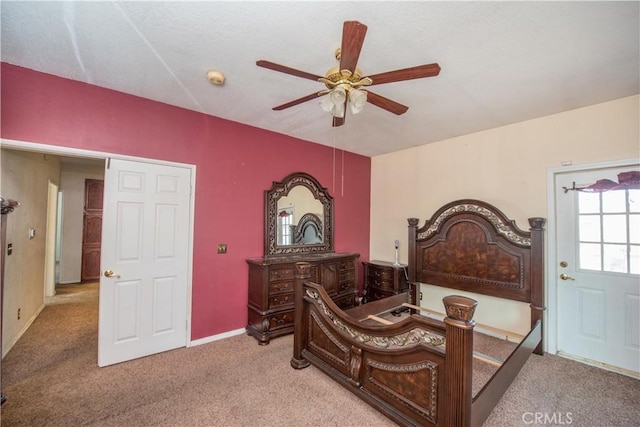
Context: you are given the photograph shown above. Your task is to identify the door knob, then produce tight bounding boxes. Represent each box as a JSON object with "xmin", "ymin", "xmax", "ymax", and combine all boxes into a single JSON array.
[
  {"xmin": 104, "ymin": 269, "xmax": 120, "ymax": 278},
  {"xmin": 559, "ymin": 273, "xmax": 575, "ymax": 281}
]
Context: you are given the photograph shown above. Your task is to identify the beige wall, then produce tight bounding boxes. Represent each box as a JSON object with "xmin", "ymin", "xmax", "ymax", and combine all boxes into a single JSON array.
[
  {"xmin": 370, "ymin": 95, "xmax": 639, "ymax": 336},
  {"xmin": 1, "ymin": 149, "xmax": 61, "ymax": 355}
]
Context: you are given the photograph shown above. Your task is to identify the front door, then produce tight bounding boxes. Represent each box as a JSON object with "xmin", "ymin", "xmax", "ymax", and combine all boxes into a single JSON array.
[
  {"xmin": 555, "ymin": 165, "xmax": 639, "ymax": 376},
  {"xmin": 98, "ymin": 158, "xmax": 192, "ymax": 367}
]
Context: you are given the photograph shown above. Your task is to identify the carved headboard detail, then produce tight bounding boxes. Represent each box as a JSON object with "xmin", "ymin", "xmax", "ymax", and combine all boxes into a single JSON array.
[
  {"xmin": 408, "ymin": 199, "xmax": 545, "ymax": 310},
  {"xmin": 291, "ymin": 213, "xmax": 323, "ymax": 244}
]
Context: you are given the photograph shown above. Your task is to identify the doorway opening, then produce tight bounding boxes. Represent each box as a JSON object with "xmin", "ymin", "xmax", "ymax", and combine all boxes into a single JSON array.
[{"xmin": 1, "ymin": 139, "xmax": 195, "ymax": 366}]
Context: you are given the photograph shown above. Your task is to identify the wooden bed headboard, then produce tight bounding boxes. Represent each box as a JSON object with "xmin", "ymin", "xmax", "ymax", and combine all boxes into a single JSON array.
[{"xmin": 408, "ymin": 199, "xmax": 545, "ymax": 333}]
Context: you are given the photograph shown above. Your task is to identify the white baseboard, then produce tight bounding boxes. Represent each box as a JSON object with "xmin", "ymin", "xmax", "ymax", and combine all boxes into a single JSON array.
[
  {"xmin": 188, "ymin": 328, "xmax": 246, "ymax": 347},
  {"xmin": 557, "ymin": 351, "xmax": 640, "ymax": 379}
]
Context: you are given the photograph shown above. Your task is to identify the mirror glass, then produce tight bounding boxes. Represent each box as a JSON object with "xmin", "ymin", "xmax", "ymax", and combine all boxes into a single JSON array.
[
  {"xmin": 276, "ymin": 186, "xmax": 324, "ymax": 245},
  {"xmin": 265, "ymin": 172, "xmax": 333, "ymax": 256}
]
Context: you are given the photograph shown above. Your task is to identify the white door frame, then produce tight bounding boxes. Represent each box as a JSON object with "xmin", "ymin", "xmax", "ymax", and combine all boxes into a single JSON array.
[
  {"xmin": 44, "ymin": 180, "xmax": 59, "ymax": 297},
  {"xmin": 0, "ymin": 138, "xmax": 196, "ymax": 348},
  {"xmin": 546, "ymin": 157, "xmax": 640, "ymax": 355}
]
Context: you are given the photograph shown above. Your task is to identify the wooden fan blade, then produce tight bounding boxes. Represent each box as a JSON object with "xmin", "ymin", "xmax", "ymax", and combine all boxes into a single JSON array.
[
  {"xmin": 365, "ymin": 91, "xmax": 409, "ymax": 115},
  {"xmin": 367, "ymin": 63, "xmax": 441, "ymax": 86},
  {"xmin": 272, "ymin": 92, "xmax": 322, "ymax": 110},
  {"xmin": 339, "ymin": 21, "xmax": 367, "ymax": 73},
  {"xmin": 257, "ymin": 60, "xmax": 323, "ymax": 81}
]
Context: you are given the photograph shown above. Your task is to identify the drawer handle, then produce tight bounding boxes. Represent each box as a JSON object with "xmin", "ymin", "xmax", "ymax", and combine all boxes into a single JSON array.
[
  {"xmin": 270, "ymin": 314, "xmax": 292, "ymax": 326},
  {"xmin": 272, "ymin": 296, "xmax": 290, "ymax": 305}
]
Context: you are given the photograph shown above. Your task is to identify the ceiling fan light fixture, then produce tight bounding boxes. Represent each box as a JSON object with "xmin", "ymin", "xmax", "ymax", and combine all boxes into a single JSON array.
[
  {"xmin": 330, "ymin": 86, "xmax": 347, "ymax": 105},
  {"xmin": 320, "ymin": 90, "xmax": 345, "ymax": 118},
  {"xmin": 320, "ymin": 94, "xmax": 342, "ymax": 117},
  {"xmin": 349, "ymin": 88, "xmax": 367, "ymax": 115},
  {"xmin": 320, "ymin": 94, "xmax": 335, "ymax": 113}
]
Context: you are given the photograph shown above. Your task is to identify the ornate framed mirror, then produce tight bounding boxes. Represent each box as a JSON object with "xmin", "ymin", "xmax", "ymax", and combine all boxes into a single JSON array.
[{"xmin": 264, "ymin": 172, "xmax": 333, "ymax": 256}]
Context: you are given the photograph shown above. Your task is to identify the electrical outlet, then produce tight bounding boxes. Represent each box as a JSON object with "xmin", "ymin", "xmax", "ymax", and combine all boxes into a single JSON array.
[
  {"xmin": 217, "ymin": 243, "xmax": 227, "ymax": 254},
  {"xmin": 17, "ymin": 308, "xmax": 21, "ymax": 320},
  {"xmin": 419, "ymin": 292, "xmax": 423, "ymax": 301}
]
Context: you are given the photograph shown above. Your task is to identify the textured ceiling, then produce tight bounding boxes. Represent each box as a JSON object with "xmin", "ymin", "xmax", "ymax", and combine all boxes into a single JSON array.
[{"xmin": 2, "ymin": 1, "xmax": 638, "ymax": 157}]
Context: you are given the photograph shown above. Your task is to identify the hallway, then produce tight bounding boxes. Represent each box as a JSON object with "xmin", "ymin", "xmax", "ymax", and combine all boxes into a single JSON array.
[{"xmin": 2, "ymin": 282, "xmax": 99, "ymax": 392}]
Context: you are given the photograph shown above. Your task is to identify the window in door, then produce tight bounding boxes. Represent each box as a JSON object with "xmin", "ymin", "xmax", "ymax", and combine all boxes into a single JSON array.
[{"xmin": 577, "ymin": 188, "xmax": 640, "ymax": 274}]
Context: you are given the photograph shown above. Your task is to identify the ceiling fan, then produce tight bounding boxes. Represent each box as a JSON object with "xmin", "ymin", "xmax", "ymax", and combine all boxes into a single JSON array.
[{"xmin": 257, "ymin": 21, "xmax": 441, "ymax": 127}]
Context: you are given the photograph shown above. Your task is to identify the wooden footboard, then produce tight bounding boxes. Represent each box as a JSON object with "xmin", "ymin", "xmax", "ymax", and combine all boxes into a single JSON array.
[{"xmin": 292, "ymin": 262, "xmax": 479, "ymax": 427}]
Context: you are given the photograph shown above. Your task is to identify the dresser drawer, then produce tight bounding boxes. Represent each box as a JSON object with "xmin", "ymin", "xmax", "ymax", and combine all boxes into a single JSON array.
[
  {"xmin": 268, "ymin": 292, "xmax": 294, "ymax": 308},
  {"xmin": 269, "ymin": 266, "xmax": 295, "ymax": 281},
  {"xmin": 267, "ymin": 310, "xmax": 294, "ymax": 331},
  {"xmin": 340, "ymin": 268, "xmax": 355, "ymax": 282},
  {"xmin": 367, "ymin": 276, "xmax": 395, "ymax": 290},
  {"xmin": 368, "ymin": 267, "xmax": 394, "ymax": 281},
  {"xmin": 333, "ymin": 293, "xmax": 357, "ymax": 310},
  {"xmin": 268, "ymin": 280, "xmax": 294, "ymax": 294},
  {"xmin": 339, "ymin": 259, "xmax": 355, "ymax": 271},
  {"xmin": 339, "ymin": 280, "xmax": 354, "ymax": 292},
  {"xmin": 367, "ymin": 287, "xmax": 395, "ymax": 301}
]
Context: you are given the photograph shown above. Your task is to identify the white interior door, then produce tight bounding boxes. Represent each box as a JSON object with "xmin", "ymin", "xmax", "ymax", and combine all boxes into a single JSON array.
[
  {"xmin": 99, "ymin": 158, "xmax": 192, "ymax": 367},
  {"xmin": 555, "ymin": 165, "xmax": 639, "ymax": 376}
]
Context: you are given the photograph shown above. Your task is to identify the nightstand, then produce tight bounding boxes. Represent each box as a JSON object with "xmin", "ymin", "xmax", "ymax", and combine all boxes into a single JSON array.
[{"xmin": 362, "ymin": 260, "xmax": 409, "ymax": 303}]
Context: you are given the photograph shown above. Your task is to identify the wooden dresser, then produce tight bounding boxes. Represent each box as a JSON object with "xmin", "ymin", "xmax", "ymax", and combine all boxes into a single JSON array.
[
  {"xmin": 363, "ymin": 260, "xmax": 409, "ymax": 303},
  {"xmin": 247, "ymin": 252, "xmax": 359, "ymax": 344}
]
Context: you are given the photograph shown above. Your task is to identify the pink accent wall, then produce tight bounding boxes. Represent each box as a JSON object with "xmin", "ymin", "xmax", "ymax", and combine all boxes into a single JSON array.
[{"xmin": 1, "ymin": 63, "xmax": 371, "ymax": 340}]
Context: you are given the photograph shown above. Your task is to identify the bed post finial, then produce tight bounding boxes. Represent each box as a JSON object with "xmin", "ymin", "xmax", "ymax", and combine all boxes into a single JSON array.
[
  {"xmin": 291, "ymin": 262, "xmax": 312, "ymax": 369},
  {"xmin": 442, "ymin": 295, "xmax": 477, "ymax": 427},
  {"xmin": 443, "ymin": 295, "xmax": 478, "ymax": 322}
]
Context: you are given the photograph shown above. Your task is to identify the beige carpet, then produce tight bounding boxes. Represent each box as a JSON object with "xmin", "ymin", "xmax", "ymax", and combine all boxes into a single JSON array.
[{"xmin": 1, "ymin": 283, "xmax": 638, "ymax": 426}]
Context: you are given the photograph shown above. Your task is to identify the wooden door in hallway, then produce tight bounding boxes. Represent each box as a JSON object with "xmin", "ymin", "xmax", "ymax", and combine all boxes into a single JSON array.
[{"xmin": 81, "ymin": 179, "xmax": 104, "ymax": 282}]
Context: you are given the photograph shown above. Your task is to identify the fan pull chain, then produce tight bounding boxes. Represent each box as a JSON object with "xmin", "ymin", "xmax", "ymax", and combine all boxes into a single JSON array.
[
  {"xmin": 332, "ymin": 129, "xmax": 336, "ymax": 195},
  {"xmin": 341, "ymin": 147, "xmax": 345, "ymax": 197}
]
